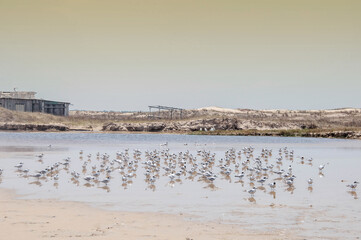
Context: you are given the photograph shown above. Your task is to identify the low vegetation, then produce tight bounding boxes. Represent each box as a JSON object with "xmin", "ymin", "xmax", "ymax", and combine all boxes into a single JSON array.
[{"xmin": 1, "ymin": 107, "xmax": 361, "ymax": 139}]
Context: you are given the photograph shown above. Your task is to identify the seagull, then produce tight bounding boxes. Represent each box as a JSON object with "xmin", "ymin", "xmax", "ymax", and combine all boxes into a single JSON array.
[
  {"xmin": 207, "ymin": 175, "xmax": 217, "ymax": 182},
  {"xmin": 286, "ymin": 179, "xmax": 294, "ymax": 187},
  {"xmin": 248, "ymin": 187, "xmax": 257, "ymax": 197},
  {"xmin": 319, "ymin": 164, "xmax": 325, "ymax": 171},
  {"xmin": 31, "ymin": 173, "xmax": 42, "ymax": 179},
  {"xmin": 122, "ymin": 176, "xmax": 128, "ymax": 182},
  {"xmin": 308, "ymin": 178, "xmax": 313, "ymax": 185},
  {"xmin": 268, "ymin": 182, "xmax": 276, "ymax": 191},
  {"xmin": 100, "ymin": 177, "xmax": 110, "ymax": 185},
  {"xmin": 346, "ymin": 181, "xmax": 359, "ymax": 190},
  {"xmin": 54, "ymin": 175, "xmax": 59, "ymax": 181},
  {"xmin": 83, "ymin": 176, "xmax": 94, "ymax": 182},
  {"xmin": 235, "ymin": 172, "xmax": 245, "ymax": 180},
  {"xmin": 257, "ymin": 177, "xmax": 267, "ymax": 185},
  {"xmin": 14, "ymin": 162, "xmax": 24, "ymax": 169}
]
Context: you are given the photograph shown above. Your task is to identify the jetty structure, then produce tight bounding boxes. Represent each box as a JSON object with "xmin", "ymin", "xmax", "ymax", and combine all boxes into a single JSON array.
[{"xmin": 0, "ymin": 90, "xmax": 70, "ymax": 116}]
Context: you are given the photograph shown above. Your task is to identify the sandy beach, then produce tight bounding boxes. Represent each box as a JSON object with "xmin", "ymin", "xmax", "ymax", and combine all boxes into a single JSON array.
[{"xmin": 0, "ymin": 188, "xmax": 292, "ymax": 240}]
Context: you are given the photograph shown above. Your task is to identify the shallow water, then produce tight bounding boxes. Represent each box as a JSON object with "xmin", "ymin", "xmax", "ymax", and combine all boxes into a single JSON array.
[{"xmin": 0, "ymin": 132, "xmax": 360, "ymax": 239}]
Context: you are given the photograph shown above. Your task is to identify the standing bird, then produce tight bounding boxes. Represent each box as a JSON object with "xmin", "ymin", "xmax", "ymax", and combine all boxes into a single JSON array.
[
  {"xmin": 319, "ymin": 164, "xmax": 325, "ymax": 171},
  {"xmin": 248, "ymin": 187, "xmax": 257, "ymax": 197},
  {"xmin": 100, "ymin": 177, "xmax": 111, "ymax": 185},
  {"xmin": 346, "ymin": 181, "xmax": 359, "ymax": 191},
  {"xmin": 268, "ymin": 182, "xmax": 276, "ymax": 191},
  {"xmin": 14, "ymin": 162, "xmax": 24, "ymax": 169},
  {"xmin": 308, "ymin": 178, "xmax": 313, "ymax": 186}
]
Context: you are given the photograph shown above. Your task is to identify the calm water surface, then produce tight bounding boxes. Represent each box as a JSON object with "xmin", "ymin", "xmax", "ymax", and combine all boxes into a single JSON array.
[{"xmin": 0, "ymin": 132, "xmax": 360, "ymax": 239}]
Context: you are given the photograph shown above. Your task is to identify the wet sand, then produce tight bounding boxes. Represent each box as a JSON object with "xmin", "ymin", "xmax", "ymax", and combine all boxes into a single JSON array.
[{"xmin": 0, "ymin": 188, "xmax": 292, "ymax": 240}]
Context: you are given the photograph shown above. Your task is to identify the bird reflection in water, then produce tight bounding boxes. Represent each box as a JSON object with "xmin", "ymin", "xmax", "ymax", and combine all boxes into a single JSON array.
[
  {"xmin": 269, "ymin": 191, "xmax": 276, "ymax": 199},
  {"xmin": 99, "ymin": 186, "xmax": 110, "ymax": 192},
  {"xmin": 186, "ymin": 175, "xmax": 195, "ymax": 181},
  {"xmin": 248, "ymin": 197, "xmax": 256, "ymax": 203},
  {"xmin": 286, "ymin": 186, "xmax": 295, "ymax": 194},
  {"xmin": 308, "ymin": 186, "xmax": 313, "ymax": 193},
  {"xmin": 257, "ymin": 186, "xmax": 266, "ymax": 192},
  {"xmin": 167, "ymin": 180, "xmax": 175, "ymax": 188},
  {"xmin": 222, "ymin": 175, "xmax": 232, "ymax": 183},
  {"xmin": 71, "ymin": 178, "xmax": 80, "ymax": 186},
  {"xmin": 348, "ymin": 191, "xmax": 358, "ymax": 200},
  {"xmin": 203, "ymin": 183, "xmax": 217, "ymax": 191},
  {"xmin": 29, "ymin": 181, "xmax": 42, "ymax": 187},
  {"xmin": 146, "ymin": 184, "xmax": 156, "ymax": 192},
  {"xmin": 235, "ymin": 180, "xmax": 244, "ymax": 187},
  {"xmin": 84, "ymin": 183, "xmax": 93, "ymax": 188}
]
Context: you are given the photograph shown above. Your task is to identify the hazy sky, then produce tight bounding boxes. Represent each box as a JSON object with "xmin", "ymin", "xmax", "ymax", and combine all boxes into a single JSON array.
[{"xmin": 1, "ymin": 0, "xmax": 360, "ymax": 111}]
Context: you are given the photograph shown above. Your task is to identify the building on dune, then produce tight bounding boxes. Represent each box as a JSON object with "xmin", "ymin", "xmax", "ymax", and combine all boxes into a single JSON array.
[{"xmin": 0, "ymin": 91, "xmax": 70, "ymax": 116}]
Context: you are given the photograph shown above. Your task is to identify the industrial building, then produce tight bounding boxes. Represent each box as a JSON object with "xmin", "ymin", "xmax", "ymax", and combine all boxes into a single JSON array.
[{"xmin": 0, "ymin": 91, "xmax": 70, "ymax": 116}]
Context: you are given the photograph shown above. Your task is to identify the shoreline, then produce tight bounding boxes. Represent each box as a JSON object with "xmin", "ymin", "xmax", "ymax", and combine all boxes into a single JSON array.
[
  {"xmin": 0, "ymin": 128, "xmax": 360, "ymax": 140},
  {"xmin": 0, "ymin": 187, "xmax": 292, "ymax": 240}
]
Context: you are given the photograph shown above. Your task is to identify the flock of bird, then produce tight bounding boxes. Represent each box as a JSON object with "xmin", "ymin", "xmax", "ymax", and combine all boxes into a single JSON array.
[{"xmin": 0, "ymin": 145, "xmax": 359, "ymax": 201}]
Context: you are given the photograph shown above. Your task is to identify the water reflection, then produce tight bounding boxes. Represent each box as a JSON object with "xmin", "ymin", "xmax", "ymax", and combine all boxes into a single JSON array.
[
  {"xmin": 348, "ymin": 191, "xmax": 358, "ymax": 200},
  {"xmin": 29, "ymin": 181, "xmax": 42, "ymax": 187},
  {"xmin": 0, "ymin": 132, "xmax": 360, "ymax": 239},
  {"xmin": 146, "ymin": 184, "xmax": 156, "ymax": 191},
  {"xmin": 99, "ymin": 186, "xmax": 110, "ymax": 192},
  {"xmin": 285, "ymin": 186, "xmax": 295, "ymax": 194},
  {"xmin": 269, "ymin": 191, "xmax": 276, "ymax": 199},
  {"xmin": 203, "ymin": 183, "xmax": 217, "ymax": 191}
]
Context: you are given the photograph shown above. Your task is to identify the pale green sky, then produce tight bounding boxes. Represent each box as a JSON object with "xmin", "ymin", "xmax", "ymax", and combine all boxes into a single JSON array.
[{"xmin": 0, "ymin": 0, "xmax": 360, "ymax": 110}]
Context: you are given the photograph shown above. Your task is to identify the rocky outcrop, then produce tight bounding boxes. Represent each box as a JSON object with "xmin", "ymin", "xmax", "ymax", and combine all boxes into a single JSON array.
[
  {"xmin": 102, "ymin": 122, "xmax": 166, "ymax": 132},
  {"xmin": 101, "ymin": 118, "xmax": 361, "ymax": 139},
  {"xmin": 102, "ymin": 118, "xmax": 300, "ymax": 132},
  {"xmin": 0, "ymin": 123, "xmax": 69, "ymax": 131}
]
